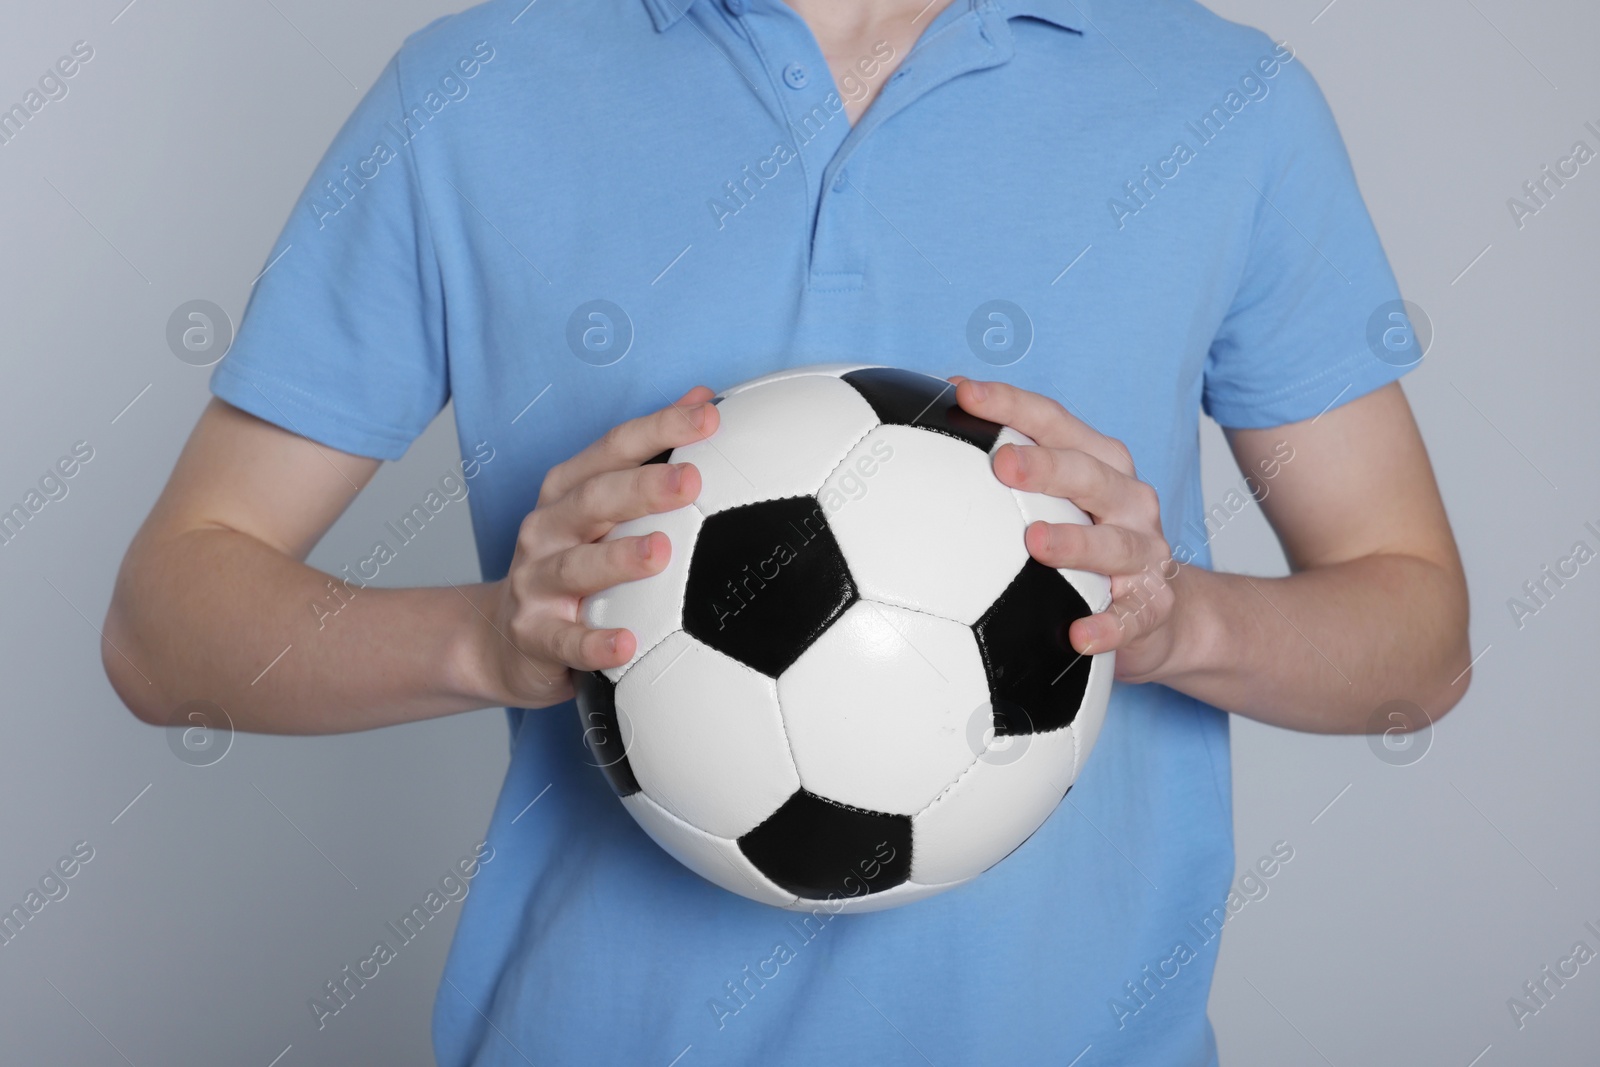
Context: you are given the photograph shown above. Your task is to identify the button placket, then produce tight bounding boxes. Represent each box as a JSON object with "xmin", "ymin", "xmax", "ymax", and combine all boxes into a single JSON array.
[{"xmin": 807, "ymin": 5, "xmax": 1016, "ymax": 290}]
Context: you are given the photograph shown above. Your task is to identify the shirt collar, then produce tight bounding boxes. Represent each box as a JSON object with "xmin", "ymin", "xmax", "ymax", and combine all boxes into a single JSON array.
[
  {"xmin": 643, "ymin": 0, "xmax": 700, "ymax": 32},
  {"xmin": 996, "ymin": 0, "xmax": 1090, "ymax": 33},
  {"xmin": 643, "ymin": 0, "xmax": 1090, "ymax": 34}
]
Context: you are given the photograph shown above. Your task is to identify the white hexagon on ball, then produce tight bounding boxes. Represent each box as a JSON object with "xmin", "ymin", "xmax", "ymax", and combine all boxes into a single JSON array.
[
  {"xmin": 778, "ymin": 600, "xmax": 989, "ymax": 816},
  {"xmin": 825, "ymin": 424, "xmax": 1028, "ymax": 625},
  {"xmin": 670, "ymin": 373, "xmax": 879, "ymax": 515},
  {"xmin": 616, "ymin": 631, "xmax": 800, "ymax": 840}
]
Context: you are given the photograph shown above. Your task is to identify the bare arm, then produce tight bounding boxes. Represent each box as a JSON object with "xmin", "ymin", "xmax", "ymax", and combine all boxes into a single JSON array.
[
  {"xmin": 103, "ymin": 392, "xmax": 717, "ymax": 733},
  {"xmin": 1159, "ymin": 383, "xmax": 1471, "ymax": 731},
  {"xmin": 951, "ymin": 378, "xmax": 1472, "ymax": 734}
]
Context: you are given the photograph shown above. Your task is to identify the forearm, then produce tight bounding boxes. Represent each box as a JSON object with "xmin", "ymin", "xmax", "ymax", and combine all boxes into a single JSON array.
[
  {"xmin": 1158, "ymin": 554, "xmax": 1472, "ymax": 733},
  {"xmin": 104, "ymin": 525, "xmax": 497, "ymax": 734}
]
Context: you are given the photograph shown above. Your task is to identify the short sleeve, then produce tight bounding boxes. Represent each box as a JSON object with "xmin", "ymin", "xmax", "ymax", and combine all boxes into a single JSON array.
[
  {"xmin": 1201, "ymin": 53, "xmax": 1412, "ymax": 430},
  {"xmin": 210, "ymin": 49, "xmax": 447, "ymax": 460}
]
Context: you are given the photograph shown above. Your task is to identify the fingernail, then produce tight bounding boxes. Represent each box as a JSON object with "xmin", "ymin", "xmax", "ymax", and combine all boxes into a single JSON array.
[
  {"xmin": 667, "ymin": 464, "xmax": 684, "ymax": 491},
  {"xmin": 637, "ymin": 534, "xmax": 653, "ymax": 559},
  {"xmin": 966, "ymin": 380, "xmax": 988, "ymax": 401},
  {"xmin": 607, "ymin": 632, "xmax": 620, "ymax": 653}
]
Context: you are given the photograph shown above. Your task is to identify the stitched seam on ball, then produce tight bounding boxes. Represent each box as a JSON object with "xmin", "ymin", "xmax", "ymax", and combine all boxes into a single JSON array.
[
  {"xmin": 613, "ymin": 628, "xmax": 683, "ymax": 687},
  {"xmin": 813, "ymin": 420, "xmax": 886, "ymax": 497},
  {"xmin": 697, "ymin": 641, "xmax": 804, "ymax": 786},
  {"xmin": 635, "ymin": 792, "xmax": 797, "ymax": 906},
  {"xmin": 1069, "ymin": 719, "xmax": 1081, "ymax": 783},
  {"xmin": 858, "ymin": 594, "xmax": 970, "ymax": 628},
  {"xmin": 916, "ymin": 745, "xmax": 986, "ymax": 817}
]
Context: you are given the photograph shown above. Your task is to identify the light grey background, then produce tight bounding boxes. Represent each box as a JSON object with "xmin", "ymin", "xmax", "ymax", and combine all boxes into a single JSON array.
[{"xmin": 0, "ymin": 1, "xmax": 1594, "ymax": 1064}]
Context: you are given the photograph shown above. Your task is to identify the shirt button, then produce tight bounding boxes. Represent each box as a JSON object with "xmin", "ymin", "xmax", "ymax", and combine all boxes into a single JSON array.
[
  {"xmin": 724, "ymin": 0, "xmax": 746, "ymax": 14},
  {"xmin": 782, "ymin": 62, "xmax": 808, "ymax": 89},
  {"xmin": 832, "ymin": 170, "xmax": 847, "ymax": 192}
]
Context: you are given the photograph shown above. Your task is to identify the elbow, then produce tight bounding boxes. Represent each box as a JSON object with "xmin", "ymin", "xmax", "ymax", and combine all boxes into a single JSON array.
[
  {"xmin": 1425, "ymin": 633, "xmax": 1474, "ymax": 722},
  {"xmin": 101, "ymin": 590, "xmax": 168, "ymax": 727},
  {"xmin": 1419, "ymin": 572, "xmax": 1474, "ymax": 724},
  {"xmin": 1356, "ymin": 559, "xmax": 1471, "ymax": 735}
]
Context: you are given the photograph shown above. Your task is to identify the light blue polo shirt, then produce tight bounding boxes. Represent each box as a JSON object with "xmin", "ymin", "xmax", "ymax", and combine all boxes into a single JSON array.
[{"xmin": 212, "ymin": 0, "xmax": 1415, "ymax": 1062}]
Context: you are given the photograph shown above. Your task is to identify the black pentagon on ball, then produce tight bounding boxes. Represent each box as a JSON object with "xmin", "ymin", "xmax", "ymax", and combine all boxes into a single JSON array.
[
  {"xmin": 682, "ymin": 496, "xmax": 857, "ymax": 678},
  {"xmin": 738, "ymin": 790, "xmax": 913, "ymax": 900},
  {"xmin": 643, "ymin": 448, "xmax": 673, "ymax": 465},
  {"xmin": 841, "ymin": 367, "xmax": 1002, "ymax": 452},
  {"xmin": 574, "ymin": 670, "xmax": 640, "ymax": 797},
  {"xmin": 973, "ymin": 558, "xmax": 1095, "ymax": 735}
]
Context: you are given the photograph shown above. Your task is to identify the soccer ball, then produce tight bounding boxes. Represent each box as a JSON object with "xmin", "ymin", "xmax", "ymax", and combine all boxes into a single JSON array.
[{"xmin": 577, "ymin": 365, "xmax": 1114, "ymax": 913}]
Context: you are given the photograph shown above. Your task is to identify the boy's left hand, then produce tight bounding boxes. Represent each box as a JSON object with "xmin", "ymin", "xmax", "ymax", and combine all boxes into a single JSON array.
[{"xmin": 950, "ymin": 376, "xmax": 1196, "ymax": 685}]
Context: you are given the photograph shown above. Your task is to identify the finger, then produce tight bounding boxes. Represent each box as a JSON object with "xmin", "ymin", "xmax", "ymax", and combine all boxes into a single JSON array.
[
  {"xmin": 535, "ymin": 616, "xmax": 637, "ymax": 672},
  {"xmin": 954, "ymin": 378, "xmax": 1134, "ymax": 474},
  {"xmin": 1025, "ymin": 520, "xmax": 1154, "ymax": 576},
  {"xmin": 536, "ymin": 462, "xmax": 701, "ymax": 545},
  {"xmin": 1069, "ymin": 596, "xmax": 1151, "ymax": 655},
  {"xmin": 541, "ymin": 387, "xmax": 718, "ymax": 502},
  {"xmin": 995, "ymin": 444, "xmax": 1157, "ymax": 527},
  {"xmin": 535, "ymin": 531, "xmax": 671, "ymax": 598}
]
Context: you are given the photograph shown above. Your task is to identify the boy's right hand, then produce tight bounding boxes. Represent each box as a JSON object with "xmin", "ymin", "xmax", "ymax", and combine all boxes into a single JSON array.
[{"xmin": 467, "ymin": 386, "xmax": 719, "ymax": 710}]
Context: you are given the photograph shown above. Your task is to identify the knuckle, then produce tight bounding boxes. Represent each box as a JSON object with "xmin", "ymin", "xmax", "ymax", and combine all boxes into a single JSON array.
[
  {"xmin": 1053, "ymin": 521, "xmax": 1085, "ymax": 556},
  {"xmin": 644, "ymin": 463, "xmax": 673, "ymax": 502},
  {"xmin": 615, "ymin": 535, "xmax": 646, "ymax": 574},
  {"xmin": 1134, "ymin": 483, "xmax": 1161, "ymax": 522},
  {"xmin": 516, "ymin": 509, "xmax": 542, "ymax": 550},
  {"xmin": 1120, "ymin": 526, "xmax": 1147, "ymax": 565},
  {"xmin": 554, "ymin": 627, "xmax": 579, "ymax": 667},
  {"xmin": 566, "ymin": 628, "xmax": 595, "ymax": 668},
  {"xmin": 598, "ymin": 423, "xmax": 628, "ymax": 453},
  {"xmin": 573, "ymin": 473, "xmax": 607, "ymax": 517},
  {"xmin": 540, "ymin": 459, "xmax": 574, "ymax": 503},
  {"xmin": 552, "ymin": 547, "xmax": 584, "ymax": 590},
  {"xmin": 660, "ymin": 404, "xmax": 690, "ymax": 436},
  {"xmin": 508, "ymin": 606, "xmax": 541, "ymax": 650}
]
